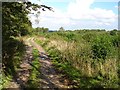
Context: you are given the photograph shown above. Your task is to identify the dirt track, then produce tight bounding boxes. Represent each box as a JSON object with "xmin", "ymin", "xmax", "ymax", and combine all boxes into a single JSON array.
[
  {"xmin": 5, "ymin": 37, "xmax": 73, "ymax": 89},
  {"xmin": 28, "ymin": 37, "xmax": 72, "ymax": 89}
]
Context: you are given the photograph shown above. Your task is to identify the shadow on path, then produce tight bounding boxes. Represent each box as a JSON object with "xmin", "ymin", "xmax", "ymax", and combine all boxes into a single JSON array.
[{"xmin": 27, "ymin": 38, "xmax": 72, "ymax": 89}]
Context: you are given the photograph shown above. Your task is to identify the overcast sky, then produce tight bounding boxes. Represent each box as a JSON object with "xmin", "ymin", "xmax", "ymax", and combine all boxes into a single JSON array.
[{"xmin": 29, "ymin": 0, "xmax": 119, "ymax": 30}]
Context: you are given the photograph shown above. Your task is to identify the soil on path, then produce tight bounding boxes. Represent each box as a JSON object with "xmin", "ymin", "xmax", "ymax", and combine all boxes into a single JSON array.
[
  {"xmin": 5, "ymin": 37, "xmax": 73, "ymax": 89},
  {"xmin": 4, "ymin": 38, "xmax": 33, "ymax": 89},
  {"xmin": 15, "ymin": 40, "xmax": 33, "ymax": 88},
  {"xmin": 29, "ymin": 37, "xmax": 73, "ymax": 89}
]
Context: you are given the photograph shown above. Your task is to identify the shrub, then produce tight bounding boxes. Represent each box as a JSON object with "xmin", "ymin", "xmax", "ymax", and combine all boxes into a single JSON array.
[
  {"xmin": 109, "ymin": 30, "xmax": 117, "ymax": 36},
  {"xmin": 82, "ymin": 33, "xmax": 96, "ymax": 42},
  {"xmin": 91, "ymin": 35, "xmax": 114, "ymax": 60},
  {"xmin": 111, "ymin": 36, "xmax": 119, "ymax": 47}
]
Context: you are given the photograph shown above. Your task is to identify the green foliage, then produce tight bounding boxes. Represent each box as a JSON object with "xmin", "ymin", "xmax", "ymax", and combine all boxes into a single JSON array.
[
  {"xmin": 92, "ymin": 35, "xmax": 115, "ymax": 60},
  {"xmin": 1, "ymin": 73, "xmax": 13, "ymax": 89},
  {"xmin": 41, "ymin": 30, "xmax": 119, "ymax": 88},
  {"xmin": 2, "ymin": 38, "xmax": 25, "ymax": 88},
  {"xmin": 2, "ymin": 2, "xmax": 45, "ymax": 87},
  {"xmin": 111, "ymin": 35, "xmax": 119, "ymax": 47},
  {"xmin": 32, "ymin": 49, "xmax": 39, "ymax": 58},
  {"xmin": 2, "ymin": 0, "xmax": 50, "ymax": 79},
  {"xmin": 65, "ymin": 33, "xmax": 76, "ymax": 41},
  {"xmin": 82, "ymin": 32, "xmax": 96, "ymax": 42},
  {"xmin": 45, "ymin": 45, "xmax": 81, "ymax": 87},
  {"xmin": 27, "ymin": 49, "xmax": 40, "ymax": 88},
  {"xmin": 109, "ymin": 29, "xmax": 118, "ymax": 36},
  {"xmin": 47, "ymin": 46, "xmax": 62, "ymax": 61},
  {"xmin": 50, "ymin": 31, "xmax": 79, "ymax": 42},
  {"xmin": 2, "ymin": 1, "xmax": 53, "ymax": 88},
  {"xmin": 2, "ymin": 38, "xmax": 25, "ymax": 76},
  {"xmin": 54, "ymin": 61, "xmax": 81, "ymax": 82},
  {"xmin": 2, "ymin": 2, "xmax": 32, "ymax": 40},
  {"xmin": 32, "ymin": 27, "xmax": 49, "ymax": 35},
  {"xmin": 2, "ymin": 2, "xmax": 31, "ymax": 77},
  {"xmin": 59, "ymin": 27, "xmax": 65, "ymax": 31}
]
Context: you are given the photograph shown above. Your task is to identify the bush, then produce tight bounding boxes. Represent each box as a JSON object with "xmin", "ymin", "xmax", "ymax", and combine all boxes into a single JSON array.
[
  {"xmin": 109, "ymin": 30, "xmax": 117, "ymax": 36},
  {"xmin": 47, "ymin": 46, "xmax": 62, "ymax": 61},
  {"xmin": 92, "ymin": 35, "xmax": 114, "ymax": 60},
  {"xmin": 82, "ymin": 33, "xmax": 96, "ymax": 42},
  {"xmin": 111, "ymin": 36, "xmax": 119, "ymax": 47}
]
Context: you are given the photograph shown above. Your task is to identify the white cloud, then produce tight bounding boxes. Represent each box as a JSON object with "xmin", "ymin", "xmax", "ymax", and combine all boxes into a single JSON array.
[
  {"xmin": 90, "ymin": 8, "xmax": 117, "ymax": 25},
  {"xmin": 30, "ymin": 0, "xmax": 117, "ymax": 30},
  {"xmin": 39, "ymin": 8, "xmax": 70, "ymax": 25},
  {"xmin": 67, "ymin": 0, "xmax": 117, "ymax": 23},
  {"xmin": 67, "ymin": 0, "xmax": 94, "ymax": 19}
]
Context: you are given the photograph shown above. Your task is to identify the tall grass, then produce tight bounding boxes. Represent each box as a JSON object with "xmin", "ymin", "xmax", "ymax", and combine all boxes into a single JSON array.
[{"xmin": 36, "ymin": 30, "xmax": 119, "ymax": 88}]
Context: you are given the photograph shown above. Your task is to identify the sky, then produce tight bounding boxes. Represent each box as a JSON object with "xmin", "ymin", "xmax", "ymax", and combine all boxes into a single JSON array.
[{"xmin": 29, "ymin": 0, "xmax": 119, "ymax": 30}]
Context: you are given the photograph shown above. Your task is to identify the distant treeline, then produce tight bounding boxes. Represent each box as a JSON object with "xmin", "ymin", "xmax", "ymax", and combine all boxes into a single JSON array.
[{"xmin": 32, "ymin": 27, "xmax": 119, "ymax": 34}]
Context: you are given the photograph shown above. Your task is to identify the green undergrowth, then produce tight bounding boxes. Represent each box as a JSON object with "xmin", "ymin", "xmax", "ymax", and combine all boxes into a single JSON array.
[
  {"xmin": 1, "ymin": 73, "xmax": 13, "ymax": 89},
  {"xmin": 34, "ymin": 30, "xmax": 119, "ymax": 88},
  {"xmin": 52, "ymin": 60, "xmax": 81, "ymax": 87},
  {"xmin": 34, "ymin": 38, "xmax": 81, "ymax": 87},
  {"xmin": 35, "ymin": 39, "xmax": 44, "ymax": 47},
  {"xmin": 35, "ymin": 38, "xmax": 50, "ymax": 48},
  {"xmin": 46, "ymin": 46, "xmax": 119, "ymax": 88},
  {"xmin": 2, "ymin": 37, "xmax": 26, "ymax": 89},
  {"xmin": 26, "ymin": 49, "xmax": 41, "ymax": 88}
]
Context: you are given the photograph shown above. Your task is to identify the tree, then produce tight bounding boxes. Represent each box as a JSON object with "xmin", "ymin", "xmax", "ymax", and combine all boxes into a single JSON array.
[
  {"xmin": 34, "ymin": 27, "xmax": 49, "ymax": 34},
  {"xmin": 2, "ymin": 1, "xmax": 53, "ymax": 75},
  {"xmin": 59, "ymin": 27, "xmax": 65, "ymax": 31}
]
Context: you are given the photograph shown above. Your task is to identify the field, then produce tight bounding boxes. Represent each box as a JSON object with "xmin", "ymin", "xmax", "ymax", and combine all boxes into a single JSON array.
[
  {"xmin": 2, "ymin": 2, "xmax": 120, "ymax": 89},
  {"xmin": 34, "ymin": 29, "xmax": 120, "ymax": 88}
]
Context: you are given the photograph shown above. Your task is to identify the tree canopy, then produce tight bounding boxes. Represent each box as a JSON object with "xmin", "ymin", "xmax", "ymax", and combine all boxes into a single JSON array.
[
  {"xmin": 59, "ymin": 27, "xmax": 65, "ymax": 31},
  {"xmin": 2, "ymin": 1, "xmax": 52, "ymax": 75}
]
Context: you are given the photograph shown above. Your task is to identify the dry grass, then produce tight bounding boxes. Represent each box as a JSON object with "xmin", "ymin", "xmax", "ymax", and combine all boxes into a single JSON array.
[
  {"xmin": 47, "ymin": 40, "xmax": 118, "ymax": 81},
  {"xmin": 36, "ymin": 35, "xmax": 119, "ymax": 87}
]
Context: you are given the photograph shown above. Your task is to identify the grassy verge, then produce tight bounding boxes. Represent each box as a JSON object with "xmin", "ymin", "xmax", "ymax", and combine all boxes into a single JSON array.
[
  {"xmin": 34, "ymin": 38, "xmax": 81, "ymax": 87},
  {"xmin": 45, "ymin": 45, "xmax": 119, "ymax": 88},
  {"xmin": 34, "ymin": 35, "xmax": 119, "ymax": 88},
  {"xmin": 26, "ymin": 49, "xmax": 41, "ymax": 88},
  {"xmin": 2, "ymin": 37, "xmax": 26, "ymax": 89}
]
